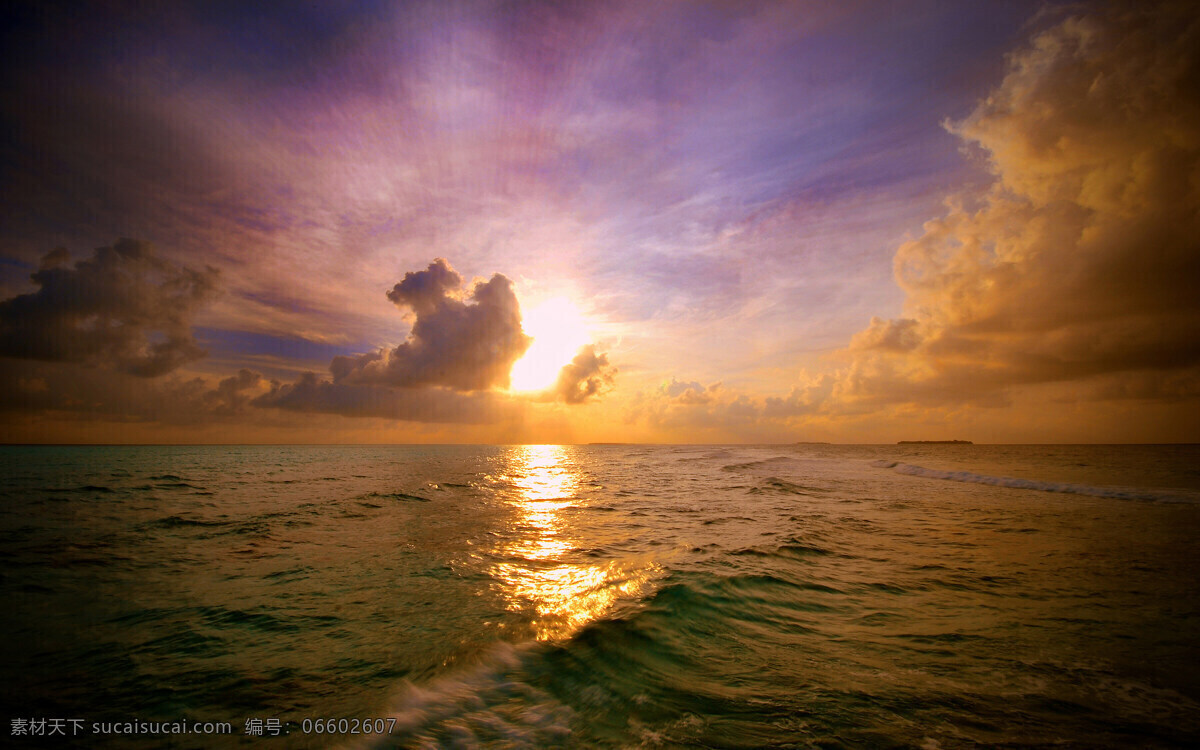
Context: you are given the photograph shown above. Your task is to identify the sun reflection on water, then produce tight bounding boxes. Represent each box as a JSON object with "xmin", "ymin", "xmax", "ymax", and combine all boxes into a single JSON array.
[{"xmin": 490, "ymin": 445, "xmax": 651, "ymax": 640}]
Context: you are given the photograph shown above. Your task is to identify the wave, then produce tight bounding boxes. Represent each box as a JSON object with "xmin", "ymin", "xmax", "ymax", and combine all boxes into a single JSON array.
[
  {"xmin": 357, "ymin": 565, "xmax": 846, "ymax": 747},
  {"xmin": 358, "ymin": 491, "xmax": 430, "ymax": 503},
  {"xmin": 871, "ymin": 460, "xmax": 1197, "ymax": 503},
  {"xmin": 731, "ymin": 539, "xmax": 834, "ymax": 559},
  {"xmin": 353, "ymin": 643, "xmax": 573, "ymax": 750},
  {"xmin": 154, "ymin": 481, "xmax": 207, "ymax": 490},
  {"xmin": 750, "ymin": 477, "xmax": 829, "ymax": 496},
  {"xmin": 721, "ymin": 455, "xmax": 795, "ymax": 472},
  {"xmin": 45, "ymin": 484, "xmax": 115, "ymax": 494},
  {"xmin": 146, "ymin": 515, "xmax": 228, "ymax": 528}
]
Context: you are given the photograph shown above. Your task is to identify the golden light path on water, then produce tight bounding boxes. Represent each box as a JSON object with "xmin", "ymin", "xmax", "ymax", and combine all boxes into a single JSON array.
[{"xmin": 490, "ymin": 445, "xmax": 654, "ymax": 641}]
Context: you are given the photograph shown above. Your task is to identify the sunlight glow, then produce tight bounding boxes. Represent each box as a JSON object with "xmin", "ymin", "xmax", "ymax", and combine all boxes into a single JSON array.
[
  {"xmin": 509, "ymin": 297, "xmax": 590, "ymax": 392},
  {"xmin": 488, "ymin": 445, "xmax": 657, "ymax": 640}
]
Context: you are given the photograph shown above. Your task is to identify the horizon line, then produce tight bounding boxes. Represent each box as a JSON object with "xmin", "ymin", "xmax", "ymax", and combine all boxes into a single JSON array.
[{"xmin": 2, "ymin": 442, "xmax": 1197, "ymax": 448}]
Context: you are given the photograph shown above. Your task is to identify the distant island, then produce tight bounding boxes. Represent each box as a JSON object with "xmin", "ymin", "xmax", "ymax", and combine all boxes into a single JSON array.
[{"xmin": 897, "ymin": 440, "xmax": 973, "ymax": 444}]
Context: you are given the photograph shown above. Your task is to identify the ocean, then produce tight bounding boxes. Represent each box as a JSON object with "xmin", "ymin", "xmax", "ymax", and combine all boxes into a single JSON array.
[{"xmin": 2, "ymin": 443, "xmax": 1199, "ymax": 748}]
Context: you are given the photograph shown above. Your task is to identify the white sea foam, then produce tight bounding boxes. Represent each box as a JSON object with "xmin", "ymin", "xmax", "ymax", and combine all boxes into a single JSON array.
[
  {"xmin": 870, "ymin": 460, "xmax": 1197, "ymax": 503},
  {"xmin": 346, "ymin": 642, "xmax": 573, "ymax": 750}
]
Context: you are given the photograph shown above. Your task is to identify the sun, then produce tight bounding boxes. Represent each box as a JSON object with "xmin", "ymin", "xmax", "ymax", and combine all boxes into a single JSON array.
[{"xmin": 510, "ymin": 297, "xmax": 591, "ymax": 392}]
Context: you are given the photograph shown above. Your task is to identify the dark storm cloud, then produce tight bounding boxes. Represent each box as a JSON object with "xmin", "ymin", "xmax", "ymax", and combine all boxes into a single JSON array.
[
  {"xmin": 0, "ymin": 239, "xmax": 219, "ymax": 377},
  {"xmin": 554, "ymin": 345, "xmax": 616, "ymax": 404},
  {"xmin": 331, "ymin": 259, "xmax": 531, "ymax": 392}
]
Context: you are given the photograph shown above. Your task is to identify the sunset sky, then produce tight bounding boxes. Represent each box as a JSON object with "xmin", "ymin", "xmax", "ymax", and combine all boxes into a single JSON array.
[{"xmin": 1, "ymin": 0, "xmax": 1197, "ymax": 444}]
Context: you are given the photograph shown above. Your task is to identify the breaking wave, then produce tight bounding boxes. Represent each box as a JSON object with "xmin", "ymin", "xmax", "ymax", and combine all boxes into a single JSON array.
[{"xmin": 870, "ymin": 460, "xmax": 1198, "ymax": 503}]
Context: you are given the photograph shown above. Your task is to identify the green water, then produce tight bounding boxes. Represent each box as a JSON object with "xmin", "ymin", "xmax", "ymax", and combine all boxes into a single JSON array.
[{"xmin": 2, "ymin": 444, "xmax": 1198, "ymax": 747}]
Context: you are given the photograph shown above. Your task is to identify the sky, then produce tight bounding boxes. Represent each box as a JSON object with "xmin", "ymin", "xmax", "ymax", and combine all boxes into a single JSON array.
[{"xmin": 1, "ymin": 0, "xmax": 1197, "ymax": 444}]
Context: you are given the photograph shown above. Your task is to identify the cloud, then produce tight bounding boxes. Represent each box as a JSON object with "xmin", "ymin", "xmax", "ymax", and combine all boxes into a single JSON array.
[
  {"xmin": 330, "ymin": 259, "xmax": 531, "ymax": 392},
  {"xmin": 202, "ymin": 368, "xmax": 268, "ymax": 415},
  {"xmin": 0, "ymin": 239, "xmax": 220, "ymax": 377},
  {"xmin": 30, "ymin": 255, "xmax": 613, "ymax": 428},
  {"xmin": 244, "ymin": 257, "xmax": 574, "ymax": 422},
  {"xmin": 763, "ymin": 374, "xmax": 836, "ymax": 418},
  {"xmin": 662, "ymin": 377, "xmax": 721, "ymax": 405},
  {"xmin": 554, "ymin": 345, "xmax": 617, "ymax": 404},
  {"xmin": 628, "ymin": 379, "xmax": 767, "ymax": 439},
  {"xmin": 848, "ymin": 317, "xmax": 920, "ymax": 353},
  {"xmin": 832, "ymin": 1, "xmax": 1200, "ymax": 407},
  {"xmin": 325, "ymin": 259, "xmax": 618, "ymax": 408},
  {"xmin": 0, "ymin": 358, "xmax": 255, "ymax": 423},
  {"xmin": 253, "ymin": 372, "xmax": 516, "ymax": 424}
]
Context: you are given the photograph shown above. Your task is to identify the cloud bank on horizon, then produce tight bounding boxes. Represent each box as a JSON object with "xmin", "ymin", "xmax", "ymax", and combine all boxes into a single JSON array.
[
  {"xmin": 0, "ymin": 247, "xmax": 612, "ymax": 431},
  {"xmin": 0, "ymin": 0, "xmax": 1196, "ymax": 442}
]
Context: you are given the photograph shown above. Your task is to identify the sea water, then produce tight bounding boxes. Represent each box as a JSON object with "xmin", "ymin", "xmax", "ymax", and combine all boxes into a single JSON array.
[{"xmin": 2, "ymin": 444, "xmax": 1198, "ymax": 748}]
